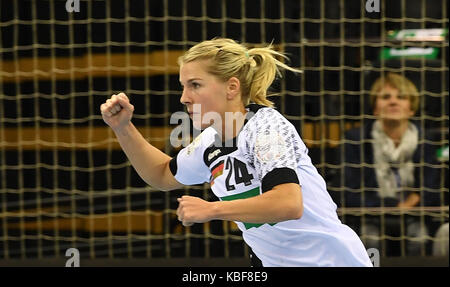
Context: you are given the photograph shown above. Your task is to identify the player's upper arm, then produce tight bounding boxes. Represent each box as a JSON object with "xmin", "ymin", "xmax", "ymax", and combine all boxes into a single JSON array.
[{"xmin": 159, "ymin": 158, "xmax": 185, "ymax": 191}]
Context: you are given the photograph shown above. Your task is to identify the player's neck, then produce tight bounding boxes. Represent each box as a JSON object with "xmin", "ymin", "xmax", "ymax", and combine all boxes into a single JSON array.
[{"xmin": 217, "ymin": 107, "xmax": 248, "ymax": 143}]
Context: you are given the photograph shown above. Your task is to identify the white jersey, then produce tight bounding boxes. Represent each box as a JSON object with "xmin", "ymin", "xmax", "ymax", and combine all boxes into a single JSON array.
[{"xmin": 169, "ymin": 104, "xmax": 372, "ymax": 267}]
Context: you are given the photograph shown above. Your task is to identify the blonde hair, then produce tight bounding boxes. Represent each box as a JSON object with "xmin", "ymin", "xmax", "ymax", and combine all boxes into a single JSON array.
[
  {"xmin": 370, "ymin": 73, "xmax": 420, "ymax": 114},
  {"xmin": 178, "ymin": 38, "xmax": 301, "ymax": 107}
]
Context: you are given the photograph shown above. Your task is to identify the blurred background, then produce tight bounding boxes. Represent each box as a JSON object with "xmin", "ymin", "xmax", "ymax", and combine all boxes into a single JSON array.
[{"xmin": 0, "ymin": 0, "xmax": 448, "ymax": 266}]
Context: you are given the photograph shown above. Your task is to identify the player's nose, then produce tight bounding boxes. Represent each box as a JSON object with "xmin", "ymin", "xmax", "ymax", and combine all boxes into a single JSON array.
[{"xmin": 180, "ymin": 88, "xmax": 192, "ymax": 105}]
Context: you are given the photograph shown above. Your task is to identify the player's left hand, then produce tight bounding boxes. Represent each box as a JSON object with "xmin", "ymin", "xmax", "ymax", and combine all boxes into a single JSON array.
[{"xmin": 176, "ymin": 195, "xmax": 215, "ymax": 226}]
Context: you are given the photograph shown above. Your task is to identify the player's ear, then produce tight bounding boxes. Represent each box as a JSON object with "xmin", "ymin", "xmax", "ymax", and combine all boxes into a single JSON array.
[{"xmin": 226, "ymin": 77, "xmax": 240, "ymax": 100}]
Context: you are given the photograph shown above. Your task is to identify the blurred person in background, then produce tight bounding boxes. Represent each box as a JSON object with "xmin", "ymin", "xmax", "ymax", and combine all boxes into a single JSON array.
[{"xmin": 340, "ymin": 73, "xmax": 442, "ymax": 256}]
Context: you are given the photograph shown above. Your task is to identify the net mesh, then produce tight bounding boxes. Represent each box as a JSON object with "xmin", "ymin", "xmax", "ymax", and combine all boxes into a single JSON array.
[{"xmin": 0, "ymin": 0, "xmax": 448, "ymax": 261}]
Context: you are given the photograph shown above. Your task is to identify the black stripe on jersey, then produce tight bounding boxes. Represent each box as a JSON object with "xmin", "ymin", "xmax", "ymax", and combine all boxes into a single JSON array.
[
  {"xmin": 261, "ymin": 167, "xmax": 300, "ymax": 193},
  {"xmin": 246, "ymin": 103, "xmax": 267, "ymax": 115},
  {"xmin": 203, "ymin": 141, "xmax": 237, "ymax": 167},
  {"xmin": 169, "ymin": 154, "xmax": 178, "ymax": 176}
]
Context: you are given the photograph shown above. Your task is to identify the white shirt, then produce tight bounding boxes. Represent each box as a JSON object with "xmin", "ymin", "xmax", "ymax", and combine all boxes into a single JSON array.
[{"xmin": 170, "ymin": 104, "xmax": 372, "ymax": 267}]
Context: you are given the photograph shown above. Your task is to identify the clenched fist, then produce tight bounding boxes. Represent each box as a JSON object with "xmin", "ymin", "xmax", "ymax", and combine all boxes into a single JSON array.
[
  {"xmin": 176, "ymin": 195, "xmax": 216, "ymax": 227},
  {"xmin": 100, "ymin": 93, "xmax": 135, "ymax": 132}
]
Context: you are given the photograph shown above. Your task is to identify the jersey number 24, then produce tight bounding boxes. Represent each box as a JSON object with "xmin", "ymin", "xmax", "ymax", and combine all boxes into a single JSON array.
[{"xmin": 225, "ymin": 157, "xmax": 254, "ymax": 191}]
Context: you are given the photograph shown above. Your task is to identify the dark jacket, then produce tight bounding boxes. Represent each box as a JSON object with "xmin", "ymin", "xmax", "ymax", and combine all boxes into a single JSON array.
[{"xmin": 340, "ymin": 121, "xmax": 442, "ymax": 208}]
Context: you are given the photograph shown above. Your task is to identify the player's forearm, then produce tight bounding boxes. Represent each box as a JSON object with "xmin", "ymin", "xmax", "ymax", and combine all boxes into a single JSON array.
[
  {"xmin": 113, "ymin": 122, "xmax": 175, "ymax": 190},
  {"xmin": 212, "ymin": 183, "xmax": 303, "ymax": 223}
]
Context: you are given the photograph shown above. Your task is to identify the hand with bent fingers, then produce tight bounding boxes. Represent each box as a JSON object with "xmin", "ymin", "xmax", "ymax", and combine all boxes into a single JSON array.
[
  {"xmin": 176, "ymin": 195, "xmax": 215, "ymax": 227},
  {"xmin": 100, "ymin": 92, "xmax": 135, "ymax": 132}
]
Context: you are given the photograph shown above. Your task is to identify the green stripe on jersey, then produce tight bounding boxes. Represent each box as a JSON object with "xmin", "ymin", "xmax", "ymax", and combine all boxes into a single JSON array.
[{"xmin": 220, "ymin": 187, "xmax": 277, "ymax": 230}]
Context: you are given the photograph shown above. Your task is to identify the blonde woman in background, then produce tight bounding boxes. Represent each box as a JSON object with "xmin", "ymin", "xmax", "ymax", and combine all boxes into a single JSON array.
[{"xmin": 342, "ymin": 73, "xmax": 442, "ymax": 256}]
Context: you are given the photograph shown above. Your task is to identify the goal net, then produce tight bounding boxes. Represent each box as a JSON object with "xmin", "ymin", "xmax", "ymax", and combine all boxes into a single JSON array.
[{"xmin": 0, "ymin": 0, "xmax": 448, "ymax": 262}]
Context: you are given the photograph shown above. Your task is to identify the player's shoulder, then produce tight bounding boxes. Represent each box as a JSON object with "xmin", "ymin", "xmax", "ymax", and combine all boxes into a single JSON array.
[
  {"xmin": 247, "ymin": 104, "xmax": 285, "ymax": 120},
  {"xmin": 184, "ymin": 126, "xmax": 217, "ymax": 156},
  {"xmin": 198, "ymin": 126, "xmax": 218, "ymax": 141},
  {"xmin": 244, "ymin": 104, "xmax": 292, "ymax": 131},
  {"xmin": 240, "ymin": 104, "xmax": 302, "ymax": 153}
]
